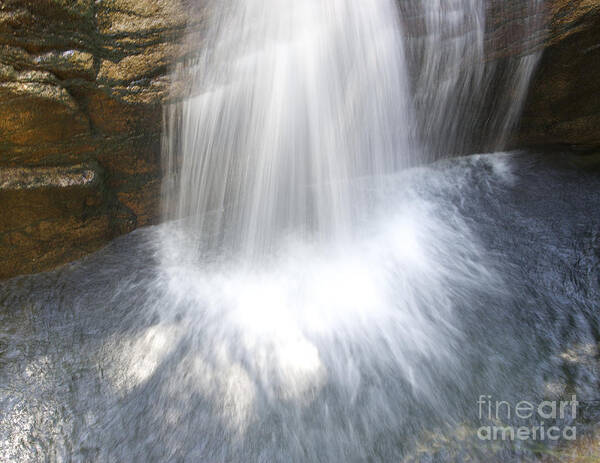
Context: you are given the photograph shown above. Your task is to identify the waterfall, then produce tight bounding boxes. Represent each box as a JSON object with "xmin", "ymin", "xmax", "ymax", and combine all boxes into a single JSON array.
[
  {"xmin": 400, "ymin": 0, "xmax": 546, "ymax": 156},
  {"xmin": 163, "ymin": 0, "xmax": 417, "ymax": 258},
  {"xmin": 163, "ymin": 0, "xmax": 545, "ymax": 258},
  {"xmin": 156, "ymin": 2, "xmax": 548, "ymax": 450}
]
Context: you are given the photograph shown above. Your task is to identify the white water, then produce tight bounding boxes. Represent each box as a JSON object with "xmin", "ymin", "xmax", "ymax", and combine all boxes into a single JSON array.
[
  {"xmin": 152, "ymin": 156, "xmax": 511, "ymax": 460},
  {"xmin": 8, "ymin": 2, "xmax": 600, "ymax": 462}
]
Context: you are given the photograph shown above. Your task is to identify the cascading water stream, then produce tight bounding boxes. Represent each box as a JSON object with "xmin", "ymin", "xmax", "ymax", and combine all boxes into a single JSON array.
[
  {"xmin": 400, "ymin": 0, "xmax": 546, "ymax": 156},
  {"xmin": 163, "ymin": 0, "xmax": 546, "ymax": 257},
  {"xmin": 163, "ymin": 0, "xmax": 418, "ymax": 258}
]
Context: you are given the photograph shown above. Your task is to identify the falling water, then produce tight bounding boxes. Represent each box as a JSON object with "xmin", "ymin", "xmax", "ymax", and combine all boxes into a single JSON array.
[
  {"xmin": 163, "ymin": 0, "xmax": 417, "ymax": 257},
  {"xmin": 163, "ymin": 0, "xmax": 546, "ymax": 255},
  {"xmin": 400, "ymin": 0, "xmax": 546, "ymax": 156}
]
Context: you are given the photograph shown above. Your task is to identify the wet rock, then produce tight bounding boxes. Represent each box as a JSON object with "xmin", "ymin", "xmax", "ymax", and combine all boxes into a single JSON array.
[
  {"xmin": 0, "ymin": 162, "xmax": 135, "ymax": 279},
  {"xmin": 517, "ymin": 1, "xmax": 600, "ymax": 149}
]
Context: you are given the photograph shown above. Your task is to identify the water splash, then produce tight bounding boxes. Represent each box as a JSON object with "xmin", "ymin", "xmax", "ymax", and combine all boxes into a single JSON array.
[
  {"xmin": 149, "ymin": 159, "xmax": 511, "ymax": 459},
  {"xmin": 3, "ymin": 152, "xmax": 600, "ymax": 462}
]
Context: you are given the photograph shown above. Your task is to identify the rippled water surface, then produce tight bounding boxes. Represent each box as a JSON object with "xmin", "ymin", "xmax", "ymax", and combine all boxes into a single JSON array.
[{"xmin": 1, "ymin": 152, "xmax": 599, "ymax": 462}]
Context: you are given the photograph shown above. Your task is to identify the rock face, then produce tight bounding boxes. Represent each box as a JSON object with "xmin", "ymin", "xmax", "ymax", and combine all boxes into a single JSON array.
[
  {"xmin": 518, "ymin": 1, "xmax": 600, "ymax": 149},
  {"xmin": 0, "ymin": 0, "xmax": 599, "ymax": 279},
  {"xmin": 0, "ymin": 0, "xmax": 201, "ymax": 278}
]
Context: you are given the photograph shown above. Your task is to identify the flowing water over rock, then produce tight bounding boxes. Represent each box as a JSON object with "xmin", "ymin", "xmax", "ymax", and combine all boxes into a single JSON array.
[
  {"xmin": 3, "ymin": 0, "xmax": 600, "ymax": 462},
  {"xmin": 401, "ymin": 0, "xmax": 546, "ymax": 155},
  {"xmin": 162, "ymin": 0, "xmax": 545, "ymax": 257}
]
